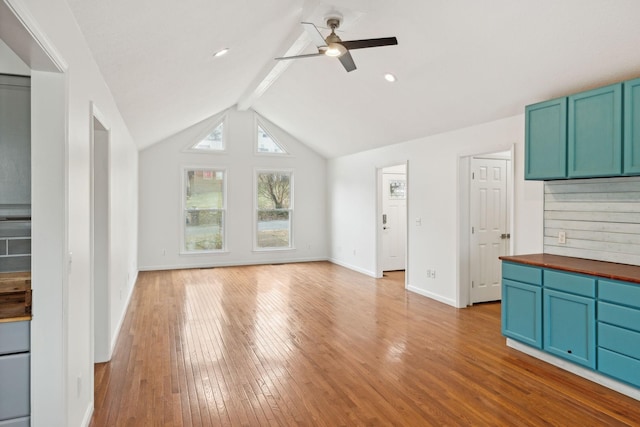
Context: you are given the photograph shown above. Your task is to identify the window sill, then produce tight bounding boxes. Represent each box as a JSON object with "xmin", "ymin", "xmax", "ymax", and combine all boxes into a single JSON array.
[
  {"xmin": 180, "ymin": 250, "xmax": 229, "ymax": 256},
  {"xmin": 252, "ymin": 247, "xmax": 296, "ymax": 253}
]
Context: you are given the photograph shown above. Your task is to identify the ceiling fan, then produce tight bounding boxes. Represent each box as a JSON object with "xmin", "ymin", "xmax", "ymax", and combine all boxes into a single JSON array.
[{"xmin": 275, "ymin": 18, "xmax": 398, "ymax": 72}]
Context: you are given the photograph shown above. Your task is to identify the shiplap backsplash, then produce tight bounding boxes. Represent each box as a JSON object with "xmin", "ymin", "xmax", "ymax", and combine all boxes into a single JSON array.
[{"xmin": 544, "ymin": 176, "xmax": 640, "ymax": 266}]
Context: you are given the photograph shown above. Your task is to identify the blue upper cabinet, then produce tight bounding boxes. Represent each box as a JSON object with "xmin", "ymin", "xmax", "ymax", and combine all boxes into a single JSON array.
[
  {"xmin": 568, "ymin": 83, "xmax": 623, "ymax": 178},
  {"xmin": 525, "ymin": 98, "xmax": 567, "ymax": 180},
  {"xmin": 624, "ymin": 78, "xmax": 640, "ymax": 175}
]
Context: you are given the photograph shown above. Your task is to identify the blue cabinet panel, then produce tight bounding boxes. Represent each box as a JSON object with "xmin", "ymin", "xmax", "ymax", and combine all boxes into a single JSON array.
[
  {"xmin": 598, "ymin": 301, "xmax": 640, "ymax": 333},
  {"xmin": 502, "ymin": 279, "xmax": 542, "ymax": 348},
  {"xmin": 543, "ymin": 289, "xmax": 596, "ymax": 368},
  {"xmin": 525, "ymin": 98, "xmax": 567, "ymax": 180},
  {"xmin": 599, "ymin": 279, "xmax": 640, "ymax": 309},
  {"xmin": 624, "ymin": 78, "xmax": 640, "ymax": 174},
  {"xmin": 502, "ymin": 262, "xmax": 541, "ymax": 286},
  {"xmin": 598, "ymin": 322, "xmax": 640, "ymax": 360},
  {"xmin": 0, "ymin": 353, "xmax": 30, "ymax": 421},
  {"xmin": 568, "ymin": 84, "xmax": 623, "ymax": 178},
  {"xmin": 598, "ymin": 348, "xmax": 640, "ymax": 388},
  {"xmin": 543, "ymin": 270, "xmax": 596, "ymax": 297},
  {"xmin": 0, "ymin": 321, "xmax": 30, "ymax": 355},
  {"xmin": 0, "ymin": 417, "xmax": 30, "ymax": 427}
]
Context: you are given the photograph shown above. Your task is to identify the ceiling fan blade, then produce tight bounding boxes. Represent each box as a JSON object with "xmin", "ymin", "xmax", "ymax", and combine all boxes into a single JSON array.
[
  {"xmin": 275, "ymin": 53, "xmax": 325, "ymax": 61},
  {"xmin": 301, "ymin": 22, "xmax": 328, "ymax": 49},
  {"xmin": 340, "ymin": 37, "xmax": 398, "ymax": 50},
  {"xmin": 338, "ymin": 51, "xmax": 357, "ymax": 72}
]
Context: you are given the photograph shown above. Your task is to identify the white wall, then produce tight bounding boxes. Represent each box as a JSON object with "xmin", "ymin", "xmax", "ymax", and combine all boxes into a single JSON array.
[
  {"xmin": 1, "ymin": 1, "xmax": 138, "ymax": 426},
  {"xmin": 328, "ymin": 115, "xmax": 544, "ymax": 307},
  {"xmin": 139, "ymin": 108, "xmax": 327, "ymax": 270}
]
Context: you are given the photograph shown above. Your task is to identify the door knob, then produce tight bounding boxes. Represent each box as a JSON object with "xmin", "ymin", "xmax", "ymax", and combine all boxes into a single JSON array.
[{"xmin": 500, "ymin": 233, "xmax": 511, "ymax": 239}]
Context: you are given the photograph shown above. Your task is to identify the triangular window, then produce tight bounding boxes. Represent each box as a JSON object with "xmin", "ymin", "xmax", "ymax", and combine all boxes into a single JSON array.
[
  {"xmin": 191, "ymin": 121, "xmax": 224, "ymax": 151},
  {"xmin": 256, "ymin": 125, "xmax": 287, "ymax": 154}
]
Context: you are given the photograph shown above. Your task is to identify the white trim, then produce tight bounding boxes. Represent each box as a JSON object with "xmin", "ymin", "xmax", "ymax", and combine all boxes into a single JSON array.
[
  {"xmin": 139, "ymin": 257, "xmax": 328, "ymax": 271},
  {"xmin": 253, "ymin": 168, "xmax": 294, "ymax": 250},
  {"xmin": 181, "ymin": 166, "xmax": 228, "ymax": 253},
  {"xmin": 406, "ymin": 284, "xmax": 459, "ymax": 308},
  {"xmin": 254, "ymin": 115, "xmax": 290, "ymax": 156},
  {"xmin": 80, "ymin": 402, "xmax": 94, "ymax": 427},
  {"xmin": 507, "ymin": 339, "xmax": 640, "ymax": 401},
  {"xmin": 181, "ymin": 113, "xmax": 228, "ymax": 154},
  {"xmin": 89, "ymin": 101, "xmax": 112, "ymax": 366},
  {"xmin": 3, "ymin": 0, "xmax": 68, "ymax": 72},
  {"xmin": 110, "ymin": 271, "xmax": 137, "ymax": 353},
  {"xmin": 328, "ymin": 258, "xmax": 377, "ymax": 278}
]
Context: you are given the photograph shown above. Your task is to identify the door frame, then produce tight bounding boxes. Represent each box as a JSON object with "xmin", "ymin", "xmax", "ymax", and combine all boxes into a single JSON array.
[
  {"xmin": 1, "ymin": 1, "xmax": 69, "ymax": 424},
  {"xmin": 90, "ymin": 102, "xmax": 111, "ymax": 364},
  {"xmin": 458, "ymin": 146, "xmax": 515, "ymax": 307},
  {"xmin": 375, "ymin": 161, "xmax": 409, "ymax": 283}
]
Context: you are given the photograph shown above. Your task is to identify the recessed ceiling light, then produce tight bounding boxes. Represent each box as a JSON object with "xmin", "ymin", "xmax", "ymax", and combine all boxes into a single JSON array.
[
  {"xmin": 213, "ymin": 48, "xmax": 229, "ymax": 57},
  {"xmin": 384, "ymin": 73, "xmax": 397, "ymax": 82}
]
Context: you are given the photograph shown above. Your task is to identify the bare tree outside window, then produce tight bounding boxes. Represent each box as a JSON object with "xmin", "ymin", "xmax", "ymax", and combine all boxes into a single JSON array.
[
  {"xmin": 256, "ymin": 171, "xmax": 292, "ymax": 248},
  {"xmin": 184, "ymin": 169, "xmax": 225, "ymax": 251}
]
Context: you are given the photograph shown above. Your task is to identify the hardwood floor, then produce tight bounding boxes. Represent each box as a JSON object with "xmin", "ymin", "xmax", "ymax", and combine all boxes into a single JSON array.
[{"xmin": 91, "ymin": 262, "xmax": 640, "ymax": 426}]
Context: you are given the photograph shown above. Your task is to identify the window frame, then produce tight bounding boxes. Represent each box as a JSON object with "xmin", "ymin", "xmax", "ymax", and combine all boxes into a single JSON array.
[
  {"xmin": 254, "ymin": 116, "xmax": 291, "ymax": 156},
  {"xmin": 180, "ymin": 166, "xmax": 228, "ymax": 255},
  {"xmin": 253, "ymin": 168, "xmax": 295, "ymax": 251},
  {"xmin": 182, "ymin": 114, "xmax": 228, "ymax": 154}
]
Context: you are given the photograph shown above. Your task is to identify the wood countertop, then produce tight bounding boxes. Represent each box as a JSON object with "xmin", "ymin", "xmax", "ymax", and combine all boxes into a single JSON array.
[
  {"xmin": 0, "ymin": 271, "xmax": 31, "ymax": 322},
  {"xmin": 499, "ymin": 253, "xmax": 640, "ymax": 285}
]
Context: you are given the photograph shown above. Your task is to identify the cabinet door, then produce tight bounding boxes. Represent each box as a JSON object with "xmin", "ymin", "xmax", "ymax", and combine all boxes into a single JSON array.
[
  {"xmin": 624, "ymin": 78, "xmax": 640, "ymax": 174},
  {"xmin": 543, "ymin": 289, "xmax": 596, "ymax": 368},
  {"xmin": 568, "ymin": 83, "xmax": 622, "ymax": 178},
  {"xmin": 502, "ymin": 279, "xmax": 542, "ymax": 348},
  {"xmin": 525, "ymin": 98, "xmax": 567, "ymax": 180}
]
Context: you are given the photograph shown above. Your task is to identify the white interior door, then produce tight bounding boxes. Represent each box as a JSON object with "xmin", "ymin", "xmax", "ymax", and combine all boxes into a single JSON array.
[
  {"xmin": 470, "ymin": 158, "xmax": 510, "ymax": 303},
  {"xmin": 381, "ymin": 170, "xmax": 407, "ymax": 271}
]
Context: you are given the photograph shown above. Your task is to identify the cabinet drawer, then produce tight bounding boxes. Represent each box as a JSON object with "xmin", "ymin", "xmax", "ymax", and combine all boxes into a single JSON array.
[
  {"xmin": 598, "ymin": 322, "xmax": 640, "ymax": 359},
  {"xmin": 598, "ymin": 279, "xmax": 640, "ymax": 309},
  {"xmin": 598, "ymin": 302, "xmax": 640, "ymax": 332},
  {"xmin": 0, "ymin": 321, "xmax": 30, "ymax": 355},
  {"xmin": 543, "ymin": 269, "xmax": 596, "ymax": 297},
  {"xmin": 502, "ymin": 262, "xmax": 541, "ymax": 286},
  {"xmin": 598, "ymin": 347, "xmax": 640, "ymax": 388},
  {"xmin": 0, "ymin": 416, "xmax": 30, "ymax": 427},
  {"xmin": 0, "ymin": 353, "xmax": 30, "ymax": 420}
]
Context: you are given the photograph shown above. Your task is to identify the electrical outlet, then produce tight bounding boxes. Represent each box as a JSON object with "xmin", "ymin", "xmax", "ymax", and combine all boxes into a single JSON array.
[{"xmin": 558, "ymin": 231, "xmax": 566, "ymax": 244}]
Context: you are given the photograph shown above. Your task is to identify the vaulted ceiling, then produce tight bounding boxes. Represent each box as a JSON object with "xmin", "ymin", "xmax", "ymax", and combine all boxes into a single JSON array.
[{"xmin": 67, "ymin": 0, "xmax": 640, "ymax": 158}]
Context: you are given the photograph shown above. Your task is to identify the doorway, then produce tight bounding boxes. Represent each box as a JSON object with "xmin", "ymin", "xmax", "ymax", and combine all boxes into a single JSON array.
[
  {"xmin": 459, "ymin": 149, "xmax": 513, "ymax": 306},
  {"xmin": 377, "ymin": 163, "xmax": 407, "ymax": 276},
  {"xmin": 91, "ymin": 106, "xmax": 111, "ymax": 363}
]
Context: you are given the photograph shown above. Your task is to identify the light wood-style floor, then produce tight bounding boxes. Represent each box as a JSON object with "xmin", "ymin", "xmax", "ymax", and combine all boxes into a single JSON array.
[{"xmin": 91, "ymin": 262, "xmax": 640, "ymax": 426}]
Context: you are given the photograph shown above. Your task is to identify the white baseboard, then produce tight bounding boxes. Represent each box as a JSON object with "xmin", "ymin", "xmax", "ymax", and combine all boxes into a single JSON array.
[
  {"xmin": 80, "ymin": 402, "xmax": 94, "ymax": 427},
  {"xmin": 406, "ymin": 284, "xmax": 458, "ymax": 307},
  {"xmin": 507, "ymin": 338, "xmax": 640, "ymax": 401},
  {"xmin": 328, "ymin": 258, "xmax": 377, "ymax": 277},
  {"xmin": 138, "ymin": 256, "xmax": 329, "ymax": 271},
  {"xmin": 109, "ymin": 270, "xmax": 138, "ymax": 355}
]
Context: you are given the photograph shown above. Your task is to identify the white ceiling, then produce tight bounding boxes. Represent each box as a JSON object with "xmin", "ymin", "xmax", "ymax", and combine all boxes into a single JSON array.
[{"xmin": 67, "ymin": 0, "xmax": 640, "ymax": 158}]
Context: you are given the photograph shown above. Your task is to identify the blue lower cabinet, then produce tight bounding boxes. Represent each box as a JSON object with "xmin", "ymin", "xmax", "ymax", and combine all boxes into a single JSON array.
[
  {"xmin": 0, "ymin": 353, "xmax": 30, "ymax": 421},
  {"xmin": 543, "ymin": 289, "xmax": 596, "ymax": 368},
  {"xmin": 0, "ymin": 417, "xmax": 30, "ymax": 427},
  {"xmin": 502, "ymin": 279, "xmax": 542, "ymax": 348},
  {"xmin": 598, "ymin": 348, "xmax": 640, "ymax": 388}
]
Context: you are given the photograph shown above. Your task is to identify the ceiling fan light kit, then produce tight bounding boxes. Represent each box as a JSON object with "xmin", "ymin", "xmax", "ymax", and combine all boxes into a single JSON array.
[{"xmin": 275, "ymin": 16, "xmax": 398, "ymax": 72}]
